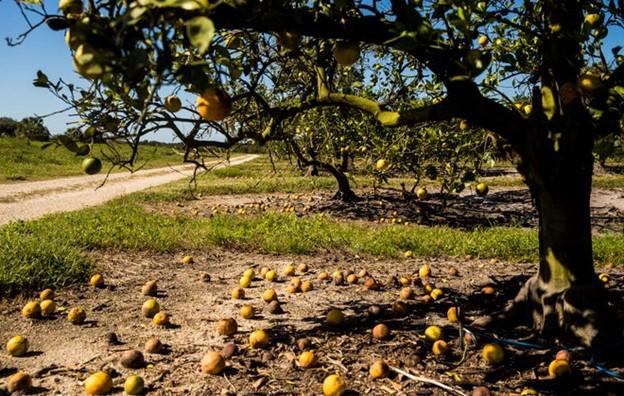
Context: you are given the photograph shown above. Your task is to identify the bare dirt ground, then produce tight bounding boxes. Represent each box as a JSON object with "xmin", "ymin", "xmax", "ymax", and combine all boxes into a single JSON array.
[
  {"xmin": 2, "ymin": 185, "xmax": 624, "ymax": 395},
  {"xmin": 1, "ymin": 248, "xmax": 623, "ymax": 395},
  {"xmin": 0, "ymin": 155, "xmax": 258, "ymax": 225}
]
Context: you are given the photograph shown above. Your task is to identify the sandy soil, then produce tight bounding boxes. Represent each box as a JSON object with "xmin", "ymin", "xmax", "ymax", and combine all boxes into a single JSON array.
[
  {"xmin": 1, "ymin": 249, "xmax": 622, "ymax": 395},
  {"xmin": 0, "ymin": 155, "xmax": 258, "ymax": 225}
]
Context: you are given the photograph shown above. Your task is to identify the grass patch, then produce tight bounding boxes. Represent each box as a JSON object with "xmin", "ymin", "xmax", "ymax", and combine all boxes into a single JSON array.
[
  {"xmin": 134, "ymin": 156, "xmax": 624, "ymax": 204},
  {"xmin": 0, "ymin": 137, "xmax": 186, "ymax": 182},
  {"xmin": 2, "ymin": 198, "xmax": 624, "ymax": 295},
  {"xmin": 0, "ymin": 223, "xmax": 90, "ymax": 296}
]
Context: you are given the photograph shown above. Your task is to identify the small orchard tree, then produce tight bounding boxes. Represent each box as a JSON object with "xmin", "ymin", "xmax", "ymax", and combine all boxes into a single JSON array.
[{"xmin": 11, "ymin": 0, "xmax": 624, "ymax": 348}]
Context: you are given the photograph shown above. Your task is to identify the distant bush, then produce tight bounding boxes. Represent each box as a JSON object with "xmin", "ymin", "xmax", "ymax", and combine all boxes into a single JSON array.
[
  {"xmin": 232, "ymin": 143, "xmax": 266, "ymax": 154},
  {"xmin": 0, "ymin": 117, "xmax": 19, "ymax": 137},
  {"xmin": 15, "ymin": 117, "xmax": 50, "ymax": 141}
]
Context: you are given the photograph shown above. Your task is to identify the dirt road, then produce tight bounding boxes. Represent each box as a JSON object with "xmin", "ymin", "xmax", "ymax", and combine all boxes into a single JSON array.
[{"xmin": 0, "ymin": 154, "xmax": 259, "ymax": 225}]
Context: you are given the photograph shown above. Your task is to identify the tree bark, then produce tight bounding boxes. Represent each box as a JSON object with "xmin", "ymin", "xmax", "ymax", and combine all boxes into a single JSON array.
[
  {"xmin": 483, "ymin": 138, "xmax": 615, "ymax": 349},
  {"xmin": 287, "ymin": 139, "xmax": 358, "ymax": 202}
]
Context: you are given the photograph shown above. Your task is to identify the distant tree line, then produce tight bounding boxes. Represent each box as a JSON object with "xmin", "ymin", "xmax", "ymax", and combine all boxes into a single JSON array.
[{"xmin": 0, "ymin": 116, "xmax": 51, "ymax": 141}]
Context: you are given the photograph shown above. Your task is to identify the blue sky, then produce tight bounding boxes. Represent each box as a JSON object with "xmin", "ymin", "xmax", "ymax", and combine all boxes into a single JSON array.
[
  {"xmin": 0, "ymin": 0, "xmax": 78, "ymax": 135},
  {"xmin": 0, "ymin": 0, "xmax": 178, "ymax": 141}
]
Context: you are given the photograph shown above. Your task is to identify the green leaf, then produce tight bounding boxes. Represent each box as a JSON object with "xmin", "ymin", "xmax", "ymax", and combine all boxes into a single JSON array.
[
  {"xmin": 33, "ymin": 70, "xmax": 49, "ymax": 88},
  {"xmin": 541, "ymin": 86, "xmax": 556, "ymax": 120},
  {"xmin": 185, "ymin": 17, "xmax": 215, "ymax": 55}
]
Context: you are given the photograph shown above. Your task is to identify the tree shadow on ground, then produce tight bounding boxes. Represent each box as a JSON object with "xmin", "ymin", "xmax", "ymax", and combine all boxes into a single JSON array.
[
  {"xmin": 259, "ymin": 274, "xmax": 624, "ymax": 396},
  {"xmin": 305, "ymin": 189, "xmax": 624, "ymax": 233}
]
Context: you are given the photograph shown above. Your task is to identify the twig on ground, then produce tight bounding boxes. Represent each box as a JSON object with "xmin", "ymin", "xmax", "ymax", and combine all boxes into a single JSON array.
[{"xmin": 389, "ymin": 366, "xmax": 468, "ymax": 396}]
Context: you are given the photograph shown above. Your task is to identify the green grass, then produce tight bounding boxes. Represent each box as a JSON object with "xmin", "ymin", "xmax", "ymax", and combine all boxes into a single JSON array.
[
  {"xmin": 2, "ymin": 197, "xmax": 624, "ymax": 295},
  {"xmin": 135, "ymin": 156, "xmax": 624, "ymax": 204},
  {"xmin": 0, "ymin": 137, "xmax": 186, "ymax": 182},
  {"xmin": 3, "ymin": 154, "xmax": 624, "ymax": 295}
]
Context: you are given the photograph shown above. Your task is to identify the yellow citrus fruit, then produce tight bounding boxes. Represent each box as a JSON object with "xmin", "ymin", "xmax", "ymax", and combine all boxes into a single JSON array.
[
  {"xmin": 301, "ymin": 280, "xmax": 313, "ymax": 292},
  {"xmin": 298, "ymin": 350, "xmax": 316, "ymax": 368},
  {"xmin": 73, "ymin": 44, "xmax": 106, "ymax": 79},
  {"xmin": 478, "ymin": 35, "xmax": 489, "ymax": 46},
  {"xmin": 201, "ymin": 351, "xmax": 226, "ymax": 374},
  {"xmin": 164, "ymin": 95, "xmax": 181, "ymax": 113},
  {"xmin": 81, "ymin": 157, "xmax": 102, "ymax": 175},
  {"xmin": 181, "ymin": 255, "xmax": 194, "ymax": 264},
  {"xmin": 482, "ymin": 343, "xmax": 505, "ymax": 364},
  {"xmin": 416, "ymin": 187, "xmax": 428, "ymax": 200},
  {"xmin": 432, "ymin": 339, "xmax": 449, "ymax": 356},
  {"xmin": 21, "ymin": 301, "xmax": 41, "ymax": 319},
  {"xmin": 447, "ymin": 307, "xmax": 459, "ymax": 323},
  {"xmin": 322, "ymin": 374, "xmax": 347, "ymax": 396},
  {"xmin": 59, "ymin": 0, "xmax": 83, "ymax": 15},
  {"xmin": 84, "ymin": 371, "xmax": 113, "ymax": 395},
  {"xmin": 598, "ymin": 273, "xmax": 609, "ymax": 283},
  {"xmin": 476, "ymin": 182, "xmax": 489, "ymax": 196},
  {"xmin": 403, "ymin": 250, "xmax": 413, "ymax": 258},
  {"xmin": 239, "ymin": 276, "xmax": 252, "ymax": 288},
  {"xmin": 249, "ymin": 329, "xmax": 269, "ymax": 348},
  {"xmin": 124, "ymin": 375, "xmax": 145, "ymax": 395},
  {"xmin": 265, "ymin": 270, "xmax": 277, "ymax": 282},
  {"xmin": 152, "ymin": 311, "xmax": 170, "ymax": 326},
  {"xmin": 90, "ymin": 274, "xmax": 104, "ymax": 288},
  {"xmin": 67, "ymin": 307, "xmax": 86, "ymax": 324},
  {"xmin": 584, "ymin": 13, "xmax": 601, "ymax": 26},
  {"xmin": 548, "ymin": 359, "xmax": 571, "ymax": 378},
  {"xmin": 40, "ymin": 299, "xmax": 56, "ymax": 316},
  {"xmin": 326, "ymin": 309, "xmax": 345, "ymax": 326},
  {"xmin": 240, "ymin": 305, "xmax": 254, "ymax": 319},
  {"xmin": 419, "ymin": 264, "xmax": 431, "ymax": 278},
  {"xmin": 318, "ymin": 272, "xmax": 330, "ymax": 281},
  {"xmin": 142, "ymin": 299, "xmax": 160, "ymax": 318},
  {"xmin": 375, "ymin": 159, "xmax": 389, "ymax": 171},
  {"xmin": 6, "ymin": 335, "xmax": 28, "ymax": 357},
  {"xmin": 262, "ymin": 288, "xmax": 278, "ymax": 302},
  {"xmin": 430, "ymin": 288, "xmax": 444, "ymax": 300},
  {"xmin": 231, "ymin": 287, "xmax": 245, "ymax": 299},
  {"xmin": 369, "ymin": 360, "xmax": 389, "ymax": 379},
  {"xmin": 7, "ymin": 371, "xmax": 32, "ymax": 393},
  {"xmin": 40, "ymin": 288, "xmax": 55, "ymax": 300},
  {"xmin": 424, "ymin": 325, "xmax": 442, "ymax": 342},
  {"xmin": 523, "ymin": 104, "xmax": 533, "ymax": 115},
  {"xmin": 196, "ymin": 86, "xmax": 232, "ymax": 121},
  {"xmin": 283, "ymin": 264, "xmax": 296, "ymax": 276},
  {"xmin": 243, "ymin": 268, "xmax": 255, "ymax": 279}
]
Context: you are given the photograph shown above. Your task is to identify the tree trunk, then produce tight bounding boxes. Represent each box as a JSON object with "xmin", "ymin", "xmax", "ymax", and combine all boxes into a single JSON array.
[
  {"xmin": 321, "ymin": 163, "xmax": 358, "ymax": 202},
  {"xmin": 304, "ymin": 164, "xmax": 319, "ymax": 177},
  {"xmin": 483, "ymin": 145, "xmax": 615, "ymax": 349},
  {"xmin": 339, "ymin": 151, "xmax": 349, "ymax": 173}
]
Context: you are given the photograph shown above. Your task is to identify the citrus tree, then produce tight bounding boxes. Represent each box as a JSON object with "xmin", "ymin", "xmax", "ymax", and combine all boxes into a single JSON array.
[{"xmin": 12, "ymin": 0, "xmax": 624, "ymax": 348}]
